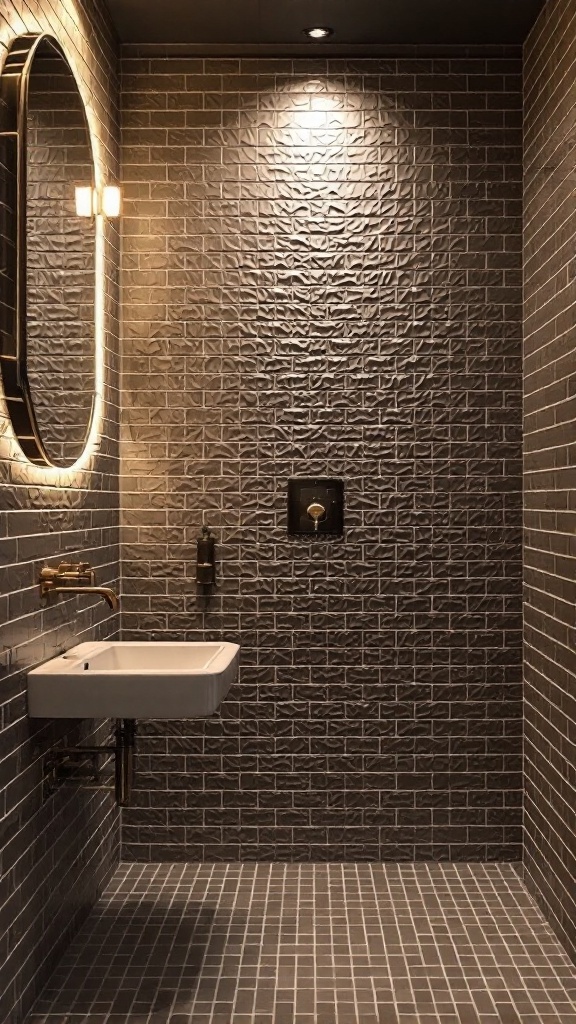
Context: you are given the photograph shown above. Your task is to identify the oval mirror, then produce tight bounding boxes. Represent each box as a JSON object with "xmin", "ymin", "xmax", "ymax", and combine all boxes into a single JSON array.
[{"xmin": 0, "ymin": 34, "xmax": 97, "ymax": 468}]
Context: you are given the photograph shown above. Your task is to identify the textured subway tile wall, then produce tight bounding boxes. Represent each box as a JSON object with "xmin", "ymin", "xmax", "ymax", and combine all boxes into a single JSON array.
[
  {"xmin": 524, "ymin": 0, "xmax": 576, "ymax": 964},
  {"xmin": 0, "ymin": 2, "xmax": 120, "ymax": 1021},
  {"xmin": 120, "ymin": 54, "xmax": 524, "ymax": 863}
]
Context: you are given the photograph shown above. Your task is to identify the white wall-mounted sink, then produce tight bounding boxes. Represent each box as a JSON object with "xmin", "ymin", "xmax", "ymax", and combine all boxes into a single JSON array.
[{"xmin": 27, "ymin": 641, "xmax": 240, "ymax": 719}]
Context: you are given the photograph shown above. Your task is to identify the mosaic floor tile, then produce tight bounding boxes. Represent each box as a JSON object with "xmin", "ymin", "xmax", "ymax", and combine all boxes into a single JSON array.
[{"xmin": 27, "ymin": 862, "xmax": 576, "ymax": 1024}]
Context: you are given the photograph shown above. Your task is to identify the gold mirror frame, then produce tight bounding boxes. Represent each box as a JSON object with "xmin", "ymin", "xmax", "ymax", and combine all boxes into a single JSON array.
[{"xmin": 0, "ymin": 33, "xmax": 98, "ymax": 469}]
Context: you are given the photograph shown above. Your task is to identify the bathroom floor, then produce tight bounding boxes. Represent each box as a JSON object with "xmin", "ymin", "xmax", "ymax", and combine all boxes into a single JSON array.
[{"xmin": 27, "ymin": 862, "xmax": 576, "ymax": 1024}]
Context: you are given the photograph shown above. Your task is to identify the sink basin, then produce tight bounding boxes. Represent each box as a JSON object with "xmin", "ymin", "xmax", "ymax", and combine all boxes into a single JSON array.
[{"xmin": 27, "ymin": 640, "xmax": 240, "ymax": 719}]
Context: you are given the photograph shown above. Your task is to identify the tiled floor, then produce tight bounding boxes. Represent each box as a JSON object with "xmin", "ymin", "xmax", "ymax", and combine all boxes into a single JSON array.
[{"xmin": 28, "ymin": 863, "xmax": 576, "ymax": 1024}]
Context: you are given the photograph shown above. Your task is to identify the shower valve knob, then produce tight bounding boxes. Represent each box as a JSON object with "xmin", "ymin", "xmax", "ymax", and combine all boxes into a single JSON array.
[{"xmin": 307, "ymin": 502, "xmax": 326, "ymax": 532}]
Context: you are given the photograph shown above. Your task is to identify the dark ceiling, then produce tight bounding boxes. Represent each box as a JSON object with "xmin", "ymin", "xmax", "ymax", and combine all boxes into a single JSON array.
[{"xmin": 105, "ymin": 0, "xmax": 546, "ymax": 50}]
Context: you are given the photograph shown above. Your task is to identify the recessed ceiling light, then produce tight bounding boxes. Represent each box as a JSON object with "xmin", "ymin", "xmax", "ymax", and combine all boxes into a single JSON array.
[{"xmin": 304, "ymin": 26, "xmax": 333, "ymax": 39}]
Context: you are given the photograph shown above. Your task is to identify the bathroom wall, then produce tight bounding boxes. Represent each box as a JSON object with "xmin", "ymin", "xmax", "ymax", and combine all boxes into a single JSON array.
[
  {"xmin": 120, "ymin": 53, "xmax": 524, "ymax": 861},
  {"xmin": 524, "ymin": 0, "xmax": 576, "ymax": 963},
  {"xmin": 0, "ymin": 2, "xmax": 120, "ymax": 1021}
]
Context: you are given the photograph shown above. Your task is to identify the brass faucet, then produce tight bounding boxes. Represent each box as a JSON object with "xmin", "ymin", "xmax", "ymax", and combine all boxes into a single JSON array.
[
  {"xmin": 307, "ymin": 501, "xmax": 326, "ymax": 532},
  {"xmin": 39, "ymin": 562, "xmax": 120, "ymax": 611}
]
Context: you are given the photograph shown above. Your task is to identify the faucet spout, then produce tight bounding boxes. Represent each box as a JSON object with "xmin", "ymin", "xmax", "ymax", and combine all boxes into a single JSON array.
[
  {"xmin": 50, "ymin": 585, "xmax": 120, "ymax": 612},
  {"xmin": 97, "ymin": 587, "xmax": 120, "ymax": 611}
]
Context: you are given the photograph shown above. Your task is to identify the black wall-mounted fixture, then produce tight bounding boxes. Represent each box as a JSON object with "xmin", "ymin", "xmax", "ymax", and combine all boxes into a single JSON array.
[
  {"xmin": 196, "ymin": 525, "xmax": 216, "ymax": 585},
  {"xmin": 287, "ymin": 478, "xmax": 344, "ymax": 537}
]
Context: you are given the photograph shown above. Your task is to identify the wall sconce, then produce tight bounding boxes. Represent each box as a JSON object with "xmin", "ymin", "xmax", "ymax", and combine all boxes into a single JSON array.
[
  {"xmin": 75, "ymin": 185, "xmax": 121, "ymax": 218},
  {"xmin": 75, "ymin": 185, "xmax": 95, "ymax": 217},
  {"xmin": 102, "ymin": 185, "xmax": 121, "ymax": 218}
]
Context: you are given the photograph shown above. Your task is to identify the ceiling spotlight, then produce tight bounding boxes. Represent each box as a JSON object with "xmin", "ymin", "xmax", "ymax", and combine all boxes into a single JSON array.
[{"xmin": 304, "ymin": 26, "xmax": 333, "ymax": 39}]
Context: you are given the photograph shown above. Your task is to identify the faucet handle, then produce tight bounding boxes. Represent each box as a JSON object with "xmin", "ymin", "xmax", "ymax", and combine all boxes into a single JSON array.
[
  {"xmin": 77, "ymin": 563, "xmax": 95, "ymax": 585},
  {"xmin": 41, "ymin": 562, "xmax": 95, "ymax": 585},
  {"xmin": 58, "ymin": 561, "xmax": 93, "ymax": 579}
]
